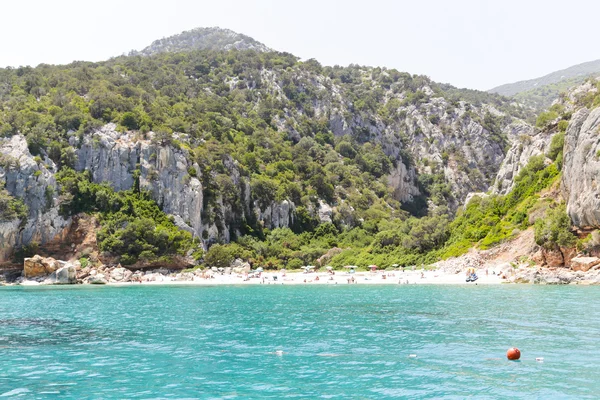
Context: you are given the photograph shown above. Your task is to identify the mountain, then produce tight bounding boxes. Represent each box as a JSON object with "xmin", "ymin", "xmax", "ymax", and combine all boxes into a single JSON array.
[
  {"xmin": 2, "ymin": 27, "xmax": 597, "ymax": 275},
  {"xmin": 133, "ymin": 27, "xmax": 272, "ymax": 56},
  {"xmin": 0, "ymin": 44, "xmax": 533, "ymax": 267},
  {"xmin": 489, "ymin": 59, "xmax": 600, "ymax": 110}
]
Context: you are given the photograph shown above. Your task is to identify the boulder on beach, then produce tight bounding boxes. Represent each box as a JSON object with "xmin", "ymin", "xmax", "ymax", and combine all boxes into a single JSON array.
[
  {"xmin": 110, "ymin": 267, "xmax": 132, "ymax": 282},
  {"xmin": 23, "ymin": 255, "xmax": 60, "ymax": 278},
  {"xmin": 570, "ymin": 256, "xmax": 600, "ymax": 272},
  {"xmin": 231, "ymin": 258, "xmax": 251, "ymax": 274},
  {"xmin": 45, "ymin": 263, "xmax": 77, "ymax": 284},
  {"xmin": 89, "ymin": 274, "xmax": 107, "ymax": 284}
]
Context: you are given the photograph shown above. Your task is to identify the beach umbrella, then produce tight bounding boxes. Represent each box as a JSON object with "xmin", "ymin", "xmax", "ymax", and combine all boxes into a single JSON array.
[
  {"xmin": 307, "ymin": 265, "xmax": 315, "ymax": 269},
  {"xmin": 369, "ymin": 264, "xmax": 378, "ymax": 271},
  {"xmin": 256, "ymin": 267, "xmax": 264, "ymax": 272},
  {"xmin": 211, "ymin": 267, "xmax": 218, "ymax": 272},
  {"xmin": 325, "ymin": 266, "xmax": 333, "ymax": 270},
  {"xmin": 392, "ymin": 264, "xmax": 399, "ymax": 267}
]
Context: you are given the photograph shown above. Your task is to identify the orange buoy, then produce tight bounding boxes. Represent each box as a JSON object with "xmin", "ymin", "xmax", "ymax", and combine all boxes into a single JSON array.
[{"xmin": 507, "ymin": 347, "xmax": 521, "ymax": 360}]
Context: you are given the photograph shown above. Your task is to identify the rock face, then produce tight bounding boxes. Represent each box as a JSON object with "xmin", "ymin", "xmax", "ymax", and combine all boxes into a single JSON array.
[
  {"xmin": 266, "ymin": 69, "xmax": 517, "ymax": 211},
  {"xmin": 0, "ymin": 136, "xmax": 71, "ymax": 262},
  {"xmin": 570, "ymin": 256, "xmax": 600, "ymax": 272},
  {"xmin": 257, "ymin": 200, "xmax": 294, "ymax": 230},
  {"xmin": 318, "ymin": 200, "xmax": 333, "ymax": 223},
  {"xmin": 512, "ymin": 267, "xmax": 600, "ymax": 285},
  {"xmin": 493, "ymin": 123, "xmax": 554, "ymax": 194},
  {"xmin": 23, "ymin": 255, "xmax": 60, "ymax": 278},
  {"xmin": 75, "ymin": 125, "xmax": 300, "ymax": 244},
  {"xmin": 76, "ymin": 125, "xmax": 204, "ymax": 237},
  {"xmin": 562, "ymin": 107, "xmax": 600, "ymax": 227},
  {"xmin": 541, "ymin": 246, "xmax": 566, "ymax": 268}
]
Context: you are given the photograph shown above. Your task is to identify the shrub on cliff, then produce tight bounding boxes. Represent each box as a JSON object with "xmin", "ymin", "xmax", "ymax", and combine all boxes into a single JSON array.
[
  {"xmin": 56, "ymin": 169, "xmax": 199, "ymax": 265},
  {"xmin": 0, "ymin": 188, "xmax": 28, "ymax": 222},
  {"xmin": 534, "ymin": 205, "xmax": 576, "ymax": 249}
]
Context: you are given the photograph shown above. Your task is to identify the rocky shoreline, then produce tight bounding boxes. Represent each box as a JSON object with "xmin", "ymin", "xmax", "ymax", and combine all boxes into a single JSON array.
[
  {"xmin": 0, "ymin": 255, "xmax": 254, "ymax": 286},
  {"xmin": 433, "ymin": 251, "xmax": 600, "ymax": 285},
  {"xmin": 2, "ymin": 254, "xmax": 600, "ymax": 287}
]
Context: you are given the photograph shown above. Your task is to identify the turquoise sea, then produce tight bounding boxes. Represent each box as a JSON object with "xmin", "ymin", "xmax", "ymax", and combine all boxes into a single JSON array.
[{"xmin": 0, "ymin": 285, "xmax": 599, "ymax": 399}]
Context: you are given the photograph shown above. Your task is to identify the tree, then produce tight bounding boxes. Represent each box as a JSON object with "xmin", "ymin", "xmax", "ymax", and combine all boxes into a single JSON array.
[
  {"xmin": 251, "ymin": 175, "xmax": 278, "ymax": 209},
  {"xmin": 120, "ymin": 112, "xmax": 139, "ymax": 131},
  {"xmin": 534, "ymin": 205, "xmax": 575, "ymax": 249},
  {"xmin": 60, "ymin": 146, "xmax": 78, "ymax": 169},
  {"xmin": 0, "ymin": 188, "xmax": 28, "ymax": 221},
  {"xmin": 152, "ymin": 128, "xmax": 173, "ymax": 146},
  {"xmin": 204, "ymin": 244, "xmax": 234, "ymax": 269}
]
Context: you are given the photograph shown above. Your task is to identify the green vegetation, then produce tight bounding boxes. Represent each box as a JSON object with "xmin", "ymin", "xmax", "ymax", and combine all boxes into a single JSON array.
[
  {"xmin": 199, "ymin": 155, "xmax": 566, "ymax": 269},
  {"xmin": 439, "ymin": 155, "xmax": 560, "ymax": 258},
  {"xmin": 534, "ymin": 204, "xmax": 576, "ymax": 249},
  {"xmin": 536, "ymin": 110, "xmax": 559, "ymax": 129},
  {"xmin": 0, "ymin": 186, "xmax": 28, "ymax": 222},
  {"xmin": 491, "ymin": 58, "xmax": 600, "ymax": 110},
  {"xmin": 514, "ymin": 76, "xmax": 596, "ymax": 111},
  {"xmin": 79, "ymin": 257, "xmax": 89, "ymax": 269},
  {"xmin": 548, "ymin": 131, "xmax": 565, "ymax": 168},
  {"xmin": 572, "ymin": 78, "xmax": 600, "ymax": 109},
  {"xmin": 0, "ymin": 45, "xmax": 575, "ymax": 269},
  {"xmin": 56, "ymin": 168, "xmax": 201, "ymax": 265}
]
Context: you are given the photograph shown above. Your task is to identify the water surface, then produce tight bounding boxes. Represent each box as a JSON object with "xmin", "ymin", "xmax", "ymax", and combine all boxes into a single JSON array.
[{"xmin": 0, "ymin": 284, "xmax": 598, "ymax": 398}]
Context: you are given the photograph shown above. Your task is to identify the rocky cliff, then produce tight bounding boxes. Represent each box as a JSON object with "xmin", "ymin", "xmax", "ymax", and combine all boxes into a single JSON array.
[
  {"xmin": 262, "ymin": 66, "xmax": 526, "ymax": 210},
  {"xmin": 0, "ymin": 136, "xmax": 70, "ymax": 262},
  {"xmin": 492, "ymin": 123, "xmax": 552, "ymax": 194},
  {"xmin": 75, "ymin": 125, "xmax": 204, "ymax": 237},
  {"xmin": 74, "ymin": 124, "xmax": 298, "ymax": 243},
  {"xmin": 562, "ymin": 107, "xmax": 600, "ymax": 227}
]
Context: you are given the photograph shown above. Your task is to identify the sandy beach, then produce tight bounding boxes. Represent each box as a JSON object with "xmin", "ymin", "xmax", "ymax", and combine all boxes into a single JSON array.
[{"xmin": 108, "ymin": 268, "xmax": 504, "ymax": 286}]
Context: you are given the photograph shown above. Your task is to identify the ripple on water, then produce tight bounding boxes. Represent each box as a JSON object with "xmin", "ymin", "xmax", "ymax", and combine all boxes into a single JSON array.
[{"xmin": 0, "ymin": 285, "xmax": 599, "ymax": 398}]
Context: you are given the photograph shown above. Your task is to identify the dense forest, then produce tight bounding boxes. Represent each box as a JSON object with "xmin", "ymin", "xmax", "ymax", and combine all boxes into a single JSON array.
[{"xmin": 0, "ymin": 43, "xmax": 580, "ymax": 269}]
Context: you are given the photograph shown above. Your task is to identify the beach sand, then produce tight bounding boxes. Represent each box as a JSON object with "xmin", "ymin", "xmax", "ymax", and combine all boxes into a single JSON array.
[{"xmin": 110, "ymin": 268, "xmax": 504, "ymax": 286}]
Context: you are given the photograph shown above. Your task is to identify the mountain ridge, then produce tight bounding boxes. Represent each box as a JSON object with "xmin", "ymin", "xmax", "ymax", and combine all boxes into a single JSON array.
[
  {"xmin": 132, "ymin": 27, "xmax": 273, "ymax": 57},
  {"xmin": 488, "ymin": 59, "xmax": 600, "ymax": 110}
]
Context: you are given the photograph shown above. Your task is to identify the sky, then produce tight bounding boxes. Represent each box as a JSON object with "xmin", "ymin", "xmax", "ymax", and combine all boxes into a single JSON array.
[{"xmin": 1, "ymin": 0, "xmax": 599, "ymax": 90}]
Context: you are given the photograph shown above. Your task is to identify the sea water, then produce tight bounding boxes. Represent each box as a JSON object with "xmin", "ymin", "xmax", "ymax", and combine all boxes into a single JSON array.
[{"xmin": 0, "ymin": 284, "xmax": 599, "ymax": 399}]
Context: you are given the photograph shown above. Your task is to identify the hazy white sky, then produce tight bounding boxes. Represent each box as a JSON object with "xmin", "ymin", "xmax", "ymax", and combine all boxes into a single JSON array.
[{"xmin": 1, "ymin": 0, "xmax": 598, "ymax": 90}]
